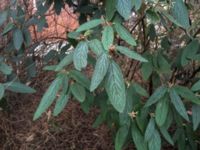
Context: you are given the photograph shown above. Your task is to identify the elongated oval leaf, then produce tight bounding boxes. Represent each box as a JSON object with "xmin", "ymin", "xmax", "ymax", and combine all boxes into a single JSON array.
[
  {"xmin": 132, "ymin": 83, "xmax": 149, "ymax": 97},
  {"xmin": 106, "ymin": 0, "xmax": 116, "ymax": 21},
  {"xmin": 116, "ymin": 46, "xmax": 147, "ymax": 62},
  {"xmin": 71, "ymin": 83, "xmax": 86, "ymax": 102},
  {"xmin": 155, "ymin": 95, "xmax": 169, "ymax": 127},
  {"xmin": 56, "ymin": 52, "xmax": 73, "ymax": 71},
  {"xmin": 191, "ymin": 80, "xmax": 200, "ymax": 92},
  {"xmin": 114, "ymin": 23, "xmax": 136, "ymax": 46},
  {"xmin": 0, "ymin": 62, "xmax": 12, "ymax": 75},
  {"xmin": 169, "ymin": 88, "xmax": 189, "ymax": 121},
  {"xmin": 171, "ymin": 0, "xmax": 190, "ymax": 29},
  {"xmin": 0, "ymin": 10, "xmax": 8, "ymax": 26},
  {"xmin": 2, "ymin": 23, "xmax": 15, "ymax": 36},
  {"xmin": 13, "ymin": 28, "xmax": 24, "ymax": 50},
  {"xmin": 144, "ymin": 86, "xmax": 167, "ymax": 107},
  {"xmin": 53, "ymin": 93, "xmax": 69, "ymax": 116},
  {"xmin": 148, "ymin": 129, "xmax": 161, "ymax": 150},
  {"xmin": 73, "ymin": 41, "xmax": 88, "ymax": 71},
  {"xmin": 115, "ymin": 125, "xmax": 129, "ymax": 150},
  {"xmin": 0, "ymin": 83, "xmax": 5, "ymax": 100},
  {"xmin": 116, "ymin": 0, "xmax": 132, "ymax": 20},
  {"xmin": 4, "ymin": 82, "xmax": 36, "ymax": 93},
  {"xmin": 33, "ymin": 76, "xmax": 63, "ymax": 120},
  {"xmin": 89, "ymin": 39, "xmax": 104, "ymax": 56},
  {"xmin": 132, "ymin": 0, "xmax": 142, "ymax": 11},
  {"xmin": 192, "ymin": 105, "xmax": 200, "ymax": 131},
  {"xmin": 102, "ymin": 26, "xmax": 114, "ymax": 50},
  {"xmin": 160, "ymin": 127, "xmax": 174, "ymax": 145},
  {"xmin": 90, "ymin": 53, "xmax": 110, "ymax": 91},
  {"xmin": 105, "ymin": 61, "xmax": 126, "ymax": 113},
  {"xmin": 76, "ymin": 19, "xmax": 103, "ymax": 32},
  {"xmin": 145, "ymin": 118, "xmax": 155, "ymax": 142}
]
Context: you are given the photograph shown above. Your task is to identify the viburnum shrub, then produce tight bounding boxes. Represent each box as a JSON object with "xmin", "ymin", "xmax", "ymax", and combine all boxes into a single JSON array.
[{"xmin": 0, "ymin": 0, "xmax": 200, "ymax": 149}]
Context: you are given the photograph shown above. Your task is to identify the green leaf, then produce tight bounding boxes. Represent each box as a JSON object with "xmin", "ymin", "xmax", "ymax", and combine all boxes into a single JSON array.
[
  {"xmin": 116, "ymin": 46, "xmax": 147, "ymax": 62},
  {"xmin": 53, "ymin": 93, "xmax": 69, "ymax": 116},
  {"xmin": 169, "ymin": 88, "xmax": 189, "ymax": 121},
  {"xmin": 148, "ymin": 129, "xmax": 161, "ymax": 150},
  {"xmin": 0, "ymin": 84, "xmax": 5, "ymax": 100},
  {"xmin": 89, "ymin": 39, "xmax": 104, "ymax": 56},
  {"xmin": 102, "ymin": 26, "xmax": 114, "ymax": 50},
  {"xmin": 191, "ymin": 80, "xmax": 200, "ymax": 92},
  {"xmin": 144, "ymin": 86, "xmax": 167, "ymax": 107},
  {"xmin": 174, "ymin": 85, "xmax": 200, "ymax": 105},
  {"xmin": 157, "ymin": 53, "xmax": 171, "ymax": 73},
  {"xmin": 114, "ymin": 23, "xmax": 136, "ymax": 46},
  {"xmin": 0, "ymin": 62, "xmax": 12, "ymax": 75},
  {"xmin": 171, "ymin": 0, "xmax": 190, "ymax": 29},
  {"xmin": 5, "ymin": 82, "xmax": 36, "ymax": 94},
  {"xmin": 146, "ymin": 9, "xmax": 160, "ymax": 24},
  {"xmin": 145, "ymin": 118, "xmax": 156, "ymax": 142},
  {"xmin": 73, "ymin": 41, "xmax": 88, "ymax": 71},
  {"xmin": 141, "ymin": 61, "xmax": 153, "ymax": 81},
  {"xmin": 131, "ymin": 121, "xmax": 148, "ymax": 150},
  {"xmin": 0, "ymin": 10, "xmax": 8, "ymax": 26},
  {"xmin": 105, "ymin": 61, "xmax": 126, "ymax": 113},
  {"xmin": 160, "ymin": 127, "xmax": 174, "ymax": 145},
  {"xmin": 192, "ymin": 105, "xmax": 200, "ymax": 131},
  {"xmin": 76, "ymin": 19, "xmax": 103, "ymax": 32},
  {"xmin": 55, "ymin": 52, "xmax": 73, "ymax": 71},
  {"xmin": 155, "ymin": 95, "xmax": 169, "ymax": 127},
  {"xmin": 106, "ymin": 0, "xmax": 116, "ymax": 21},
  {"xmin": 13, "ymin": 28, "xmax": 24, "ymax": 50},
  {"xmin": 132, "ymin": 83, "xmax": 149, "ymax": 97},
  {"xmin": 2, "ymin": 23, "xmax": 15, "ymax": 35},
  {"xmin": 90, "ymin": 53, "xmax": 110, "ymax": 91},
  {"xmin": 69, "ymin": 70, "xmax": 90, "ymax": 90},
  {"xmin": 71, "ymin": 83, "xmax": 86, "ymax": 102},
  {"xmin": 33, "ymin": 76, "xmax": 63, "ymax": 120},
  {"xmin": 115, "ymin": 125, "xmax": 129, "ymax": 150},
  {"xmin": 116, "ymin": 0, "xmax": 132, "ymax": 20},
  {"xmin": 132, "ymin": 0, "xmax": 142, "ymax": 11}
]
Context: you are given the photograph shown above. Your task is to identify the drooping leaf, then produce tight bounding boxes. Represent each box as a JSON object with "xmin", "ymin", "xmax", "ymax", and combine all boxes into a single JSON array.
[
  {"xmin": 89, "ymin": 39, "xmax": 104, "ymax": 56},
  {"xmin": 0, "ymin": 62, "xmax": 12, "ymax": 75},
  {"xmin": 148, "ymin": 129, "xmax": 161, "ymax": 150},
  {"xmin": 0, "ymin": 84, "xmax": 5, "ymax": 100},
  {"xmin": 13, "ymin": 28, "xmax": 24, "ymax": 50},
  {"xmin": 141, "ymin": 61, "xmax": 153, "ymax": 81},
  {"xmin": 90, "ymin": 53, "xmax": 110, "ymax": 91},
  {"xmin": 155, "ymin": 95, "xmax": 169, "ymax": 127},
  {"xmin": 160, "ymin": 127, "xmax": 174, "ymax": 145},
  {"xmin": 56, "ymin": 52, "xmax": 73, "ymax": 71},
  {"xmin": 191, "ymin": 80, "xmax": 200, "ymax": 92},
  {"xmin": 106, "ymin": 0, "xmax": 116, "ymax": 21},
  {"xmin": 169, "ymin": 88, "xmax": 189, "ymax": 121},
  {"xmin": 131, "ymin": 121, "xmax": 148, "ymax": 150},
  {"xmin": 145, "ymin": 118, "xmax": 156, "ymax": 142},
  {"xmin": 53, "ymin": 93, "xmax": 69, "ymax": 116},
  {"xmin": 116, "ymin": 46, "xmax": 147, "ymax": 62},
  {"xmin": 33, "ymin": 76, "xmax": 63, "ymax": 120},
  {"xmin": 4, "ymin": 82, "xmax": 36, "ymax": 94},
  {"xmin": 116, "ymin": 0, "xmax": 132, "ymax": 20},
  {"xmin": 71, "ymin": 83, "xmax": 86, "ymax": 102},
  {"xmin": 132, "ymin": 82, "xmax": 149, "ymax": 97},
  {"xmin": 0, "ymin": 10, "xmax": 8, "ymax": 26},
  {"xmin": 115, "ymin": 125, "xmax": 129, "ymax": 150},
  {"xmin": 105, "ymin": 61, "xmax": 126, "ymax": 113},
  {"xmin": 132, "ymin": 0, "xmax": 142, "ymax": 11},
  {"xmin": 102, "ymin": 26, "xmax": 114, "ymax": 50},
  {"xmin": 114, "ymin": 23, "xmax": 136, "ymax": 46},
  {"xmin": 174, "ymin": 85, "xmax": 200, "ymax": 105},
  {"xmin": 146, "ymin": 9, "xmax": 160, "ymax": 24},
  {"xmin": 76, "ymin": 19, "xmax": 103, "ymax": 32},
  {"xmin": 171, "ymin": 0, "xmax": 190, "ymax": 29},
  {"xmin": 192, "ymin": 105, "xmax": 200, "ymax": 131},
  {"xmin": 73, "ymin": 41, "xmax": 88, "ymax": 71},
  {"xmin": 144, "ymin": 86, "xmax": 167, "ymax": 107}
]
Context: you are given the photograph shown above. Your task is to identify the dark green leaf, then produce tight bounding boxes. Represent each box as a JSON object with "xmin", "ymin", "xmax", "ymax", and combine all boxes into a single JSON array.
[
  {"xmin": 0, "ymin": 84, "xmax": 5, "ymax": 100},
  {"xmin": 0, "ymin": 10, "xmax": 8, "ymax": 26},
  {"xmin": 89, "ymin": 39, "xmax": 104, "ymax": 56},
  {"xmin": 73, "ymin": 41, "xmax": 88, "ymax": 71},
  {"xmin": 115, "ymin": 125, "xmax": 129, "ymax": 150},
  {"xmin": 105, "ymin": 61, "xmax": 126, "ymax": 113},
  {"xmin": 76, "ymin": 19, "xmax": 103, "ymax": 32},
  {"xmin": 155, "ymin": 95, "xmax": 169, "ymax": 127},
  {"xmin": 192, "ymin": 105, "xmax": 200, "ymax": 130},
  {"xmin": 90, "ymin": 53, "xmax": 110, "ymax": 91},
  {"xmin": 13, "ymin": 28, "xmax": 24, "ymax": 50},
  {"xmin": 146, "ymin": 9, "xmax": 160, "ymax": 24},
  {"xmin": 132, "ymin": 0, "xmax": 142, "ymax": 11},
  {"xmin": 71, "ymin": 83, "xmax": 86, "ymax": 102},
  {"xmin": 145, "ymin": 118, "xmax": 156, "ymax": 141},
  {"xmin": 33, "ymin": 76, "xmax": 63, "ymax": 120},
  {"xmin": 56, "ymin": 52, "xmax": 73, "ymax": 71},
  {"xmin": 102, "ymin": 26, "xmax": 114, "ymax": 50},
  {"xmin": 114, "ymin": 23, "xmax": 136, "ymax": 46},
  {"xmin": 144, "ymin": 86, "xmax": 167, "ymax": 107},
  {"xmin": 160, "ymin": 127, "xmax": 174, "ymax": 145},
  {"xmin": 106, "ymin": 0, "xmax": 116, "ymax": 21},
  {"xmin": 148, "ymin": 129, "xmax": 161, "ymax": 150},
  {"xmin": 132, "ymin": 83, "xmax": 148, "ymax": 97},
  {"xmin": 141, "ymin": 61, "xmax": 153, "ymax": 81},
  {"xmin": 116, "ymin": 46, "xmax": 147, "ymax": 62},
  {"xmin": 0, "ymin": 62, "xmax": 12, "ymax": 75},
  {"xmin": 191, "ymin": 80, "xmax": 200, "ymax": 92},
  {"xmin": 2, "ymin": 23, "xmax": 15, "ymax": 35},
  {"xmin": 116, "ymin": 0, "xmax": 132, "ymax": 20},
  {"xmin": 53, "ymin": 93, "xmax": 69, "ymax": 116},
  {"xmin": 169, "ymin": 88, "xmax": 189, "ymax": 121}
]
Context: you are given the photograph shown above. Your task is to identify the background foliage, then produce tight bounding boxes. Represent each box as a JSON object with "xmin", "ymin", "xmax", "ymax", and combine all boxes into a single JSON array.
[{"xmin": 1, "ymin": 0, "xmax": 200, "ymax": 149}]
